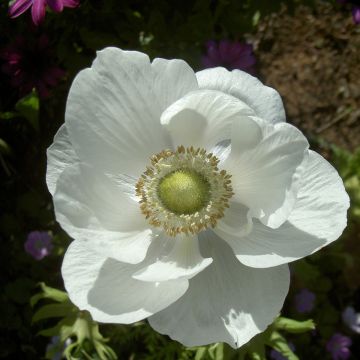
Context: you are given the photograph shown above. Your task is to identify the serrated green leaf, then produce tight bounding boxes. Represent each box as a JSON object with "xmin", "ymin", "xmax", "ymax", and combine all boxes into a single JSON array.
[
  {"xmin": 30, "ymin": 283, "xmax": 68, "ymax": 307},
  {"xmin": 32, "ymin": 302, "xmax": 75, "ymax": 323},
  {"xmin": 274, "ymin": 317, "xmax": 315, "ymax": 333},
  {"xmin": 195, "ymin": 347, "xmax": 207, "ymax": 360},
  {"xmin": 267, "ymin": 331, "xmax": 299, "ymax": 360},
  {"xmin": 0, "ymin": 138, "xmax": 11, "ymax": 155}
]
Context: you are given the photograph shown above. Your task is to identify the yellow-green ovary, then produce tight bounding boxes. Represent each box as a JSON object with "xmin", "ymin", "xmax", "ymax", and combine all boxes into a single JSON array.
[{"xmin": 157, "ymin": 169, "xmax": 210, "ymax": 215}]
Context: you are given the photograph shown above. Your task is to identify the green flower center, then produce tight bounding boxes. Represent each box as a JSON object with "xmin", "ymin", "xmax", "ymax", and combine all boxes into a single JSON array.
[
  {"xmin": 136, "ymin": 146, "xmax": 233, "ymax": 236},
  {"xmin": 157, "ymin": 169, "xmax": 210, "ymax": 215}
]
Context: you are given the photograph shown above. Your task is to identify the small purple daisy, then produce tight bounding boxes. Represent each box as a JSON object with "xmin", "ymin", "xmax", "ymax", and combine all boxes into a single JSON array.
[
  {"xmin": 294, "ymin": 288, "xmax": 316, "ymax": 313},
  {"xmin": 342, "ymin": 306, "xmax": 360, "ymax": 333},
  {"xmin": 201, "ymin": 40, "xmax": 256, "ymax": 74},
  {"xmin": 25, "ymin": 231, "xmax": 53, "ymax": 260},
  {"xmin": 326, "ymin": 333, "xmax": 352, "ymax": 360},
  {"xmin": 8, "ymin": 0, "xmax": 80, "ymax": 26}
]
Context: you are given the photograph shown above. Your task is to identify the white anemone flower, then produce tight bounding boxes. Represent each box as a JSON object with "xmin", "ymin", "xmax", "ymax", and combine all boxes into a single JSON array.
[{"xmin": 47, "ymin": 47, "xmax": 349, "ymax": 349}]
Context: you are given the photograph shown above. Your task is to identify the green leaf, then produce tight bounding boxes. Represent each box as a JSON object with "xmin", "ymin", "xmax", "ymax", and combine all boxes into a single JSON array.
[
  {"xmin": 267, "ymin": 331, "xmax": 299, "ymax": 360},
  {"xmin": 32, "ymin": 302, "xmax": 75, "ymax": 323},
  {"xmin": 30, "ymin": 282, "xmax": 68, "ymax": 307},
  {"xmin": 0, "ymin": 138, "xmax": 11, "ymax": 155},
  {"xmin": 15, "ymin": 91, "xmax": 39, "ymax": 131},
  {"xmin": 0, "ymin": 111, "xmax": 18, "ymax": 120},
  {"xmin": 194, "ymin": 347, "xmax": 207, "ymax": 360},
  {"xmin": 274, "ymin": 317, "xmax": 315, "ymax": 333}
]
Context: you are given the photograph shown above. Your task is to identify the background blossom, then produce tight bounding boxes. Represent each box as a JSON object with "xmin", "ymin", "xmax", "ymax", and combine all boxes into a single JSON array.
[
  {"xmin": 201, "ymin": 40, "xmax": 256, "ymax": 74},
  {"xmin": 294, "ymin": 288, "xmax": 316, "ymax": 313},
  {"xmin": 25, "ymin": 231, "xmax": 53, "ymax": 260},
  {"xmin": 326, "ymin": 333, "xmax": 352, "ymax": 360},
  {"xmin": 8, "ymin": 0, "xmax": 80, "ymax": 25},
  {"xmin": 0, "ymin": 35, "xmax": 65, "ymax": 98}
]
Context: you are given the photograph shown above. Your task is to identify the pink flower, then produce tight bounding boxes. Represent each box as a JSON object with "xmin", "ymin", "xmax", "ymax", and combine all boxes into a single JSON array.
[
  {"xmin": 8, "ymin": 0, "xmax": 80, "ymax": 26},
  {"xmin": 25, "ymin": 231, "xmax": 53, "ymax": 260},
  {"xmin": 201, "ymin": 40, "xmax": 256, "ymax": 74},
  {"xmin": 1, "ymin": 35, "xmax": 65, "ymax": 98}
]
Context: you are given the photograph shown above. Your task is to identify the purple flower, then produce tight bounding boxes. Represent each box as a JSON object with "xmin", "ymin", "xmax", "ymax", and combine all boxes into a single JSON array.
[
  {"xmin": 294, "ymin": 288, "xmax": 316, "ymax": 313},
  {"xmin": 0, "ymin": 35, "xmax": 65, "ymax": 98},
  {"xmin": 326, "ymin": 333, "xmax": 352, "ymax": 360},
  {"xmin": 201, "ymin": 40, "xmax": 256, "ymax": 74},
  {"xmin": 338, "ymin": 0, "xmax": 360, "ymax": 24},
  {"xmin": 352, "ymin": 6, "xmax": 360, "ymax": 24},
  {"xmin": 24, "ymin": 231, "xmax": 53, "ymax": 260},
  {"xmin": 270, "ymin": 342, "xmax": 295, "ymax": 360},
  {"xmin": 342, "ymin": 306, "xmax": 360, "ymax": 333},
  {"xmin": 8, "ymin": 0, "xmax": 80, "ymax": 25}
]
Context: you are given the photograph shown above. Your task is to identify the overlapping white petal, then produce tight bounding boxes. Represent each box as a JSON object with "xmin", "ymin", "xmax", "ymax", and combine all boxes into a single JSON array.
[
  {"xmin": 65, "ymin": 47, "xmax": 198, "ymax": 178},
  {"xmin": 149, "ymin": 232, "xmax": 290, "ymax": 348},
  {"xmin": 197, "ymin": 67, "xmax": 286, "ymax": 124},
  {"xmin": 54, "ymin": 163, "xmax": 152, "ymax": 263},
  {"xmin": 222, "ymin": 151, "xmax": 349, "ymax": 268},
  {"xmin": 160, "ymin": 89, "xmax": 262, "ymax": 151},
  {"xmin": 62, "ymin": 240, "xmax": 189, "ymax": 324},
  {"xmin": 223, "ymin": 122, "xmax": 309, "ymax": 228},
  {"xmin": 46, "ymin": 124, "xmax": 78, "ymax": 196},
  {"xmin": 133, "ymin": 234, "xmax": 212, "ymax": 282}
]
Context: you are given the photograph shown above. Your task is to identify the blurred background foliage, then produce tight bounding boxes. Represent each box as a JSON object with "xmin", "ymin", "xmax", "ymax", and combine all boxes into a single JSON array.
[{"xmin": 0, "ymin": 0, "xmax": 359, "ymax": 359}]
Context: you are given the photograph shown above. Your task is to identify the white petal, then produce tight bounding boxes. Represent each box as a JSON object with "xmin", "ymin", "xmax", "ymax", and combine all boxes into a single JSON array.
[
  {"xmin": 54, "ymin": 164, "xmax": 152, "ymax": 263},
  {"xmin": 151, "ymin": 58, "xmax": 199, "ymax": 110},
  {"xmin": 225, "ymin": 151, "xmax": 349, "ymax": 268},
  {"xmin": 214, "ymin": 202, "xmax": 253, "ymax": 240},
  {"xmin": 224, "ymin": 122, "xmax": 309, "ymax": 228},
  {"xmin": 196, "ymin": 67, "xmax": 286, "ymax": 124},
  {"xmin": 161, "ymin": 89, "xmax": 261, "ymax": 150},
  {"xmin": 149, "ymin": 231, "xmax": 289, "ymax": 348},
  {"xmin": 133, "ymin": 234, "xmax": 212, "ymax": 282},
  {"xmin": 62, "ymin": 240, "xmax": 189, "ymax": 324},
  {"xmin": 46, "ymin": 124, "xmax": 78, "ymax": 196},
  {"xmin": 66, "ymin": 48, "xmax": 198, "ymax": 177}
]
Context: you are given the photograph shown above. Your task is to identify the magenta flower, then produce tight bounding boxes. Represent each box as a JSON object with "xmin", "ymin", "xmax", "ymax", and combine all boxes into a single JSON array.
[
  {"xmin": 326, "ymin": 333, "xmax": 352, "ymax": 360},
  {"xmin": 342, "ymin": 306, "xmax": 360, "ymax": 333},
  {"xmin": 8, "ymin": 0, "xmax": 79, "ymax": 25},
  {"xmin": 201, "ymin": 40, "xmax": 256, "ymax": 74},
  {"xmin": 294, "ymin": 288, "xmax": 316, "ymax": 313},
  {"xmin": 25, "ymin": 231, "xmax": 53, "ymax": 260},
  {"xmin": 1, "ymin": 35, "xmax": 65, "ymax": 98}
]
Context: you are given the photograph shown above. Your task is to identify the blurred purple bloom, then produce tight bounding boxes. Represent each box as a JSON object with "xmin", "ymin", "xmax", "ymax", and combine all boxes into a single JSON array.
[
  {"xmin": 0, "ymin": 35, "xmax": 65, "ymax": 98},
  {"xmin": 270, "ymin": 342, "xmax": 295, "ymax": 360},
  {"xmin": 326, "ymin": 333, "xmax": 352, "ymax": 360},
  {"xmin": 294, "ymin": 288, "xmax": 316, "ymax": 313},
  {"xmin": 342, "ymin": 306, "xmax": 360, "ymax": 333},
  {"xmin": 202, "ymin": 40, "xmax": 256, "ymax": 74},
  {"xmin": 352, "ymin": 6, "xmax": 360, "ymax": 23},
  {"xmin": 338, "ymin": 0, "xmax": 360, "ymax": 24},
  {"xmin": 25, "ymin": 231, "xmax": 53, "ymax": 260},
  {"xmin": 8, "ymin": 0, "xmax": 80, "ymax": 25}
]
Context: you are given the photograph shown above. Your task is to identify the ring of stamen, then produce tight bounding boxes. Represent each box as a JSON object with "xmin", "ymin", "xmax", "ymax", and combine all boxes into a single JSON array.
[{"xmin": 135, "ymin": 145, "xmax": 234, "ymax": 236}]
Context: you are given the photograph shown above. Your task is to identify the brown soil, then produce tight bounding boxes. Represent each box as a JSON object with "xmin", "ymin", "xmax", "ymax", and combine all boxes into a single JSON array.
[{"xmin": 253, "ymin": 1, "xmax": 360, "ymax": 152}]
